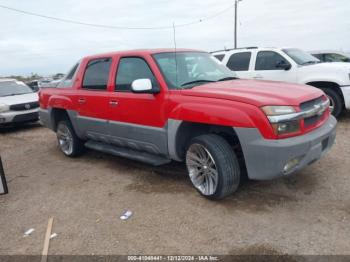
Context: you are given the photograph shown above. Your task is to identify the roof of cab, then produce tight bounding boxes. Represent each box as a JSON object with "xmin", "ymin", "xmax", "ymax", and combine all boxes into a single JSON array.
[{"xmin": 84, "ymin": 48, "xmax": 204, "ymax": 60}]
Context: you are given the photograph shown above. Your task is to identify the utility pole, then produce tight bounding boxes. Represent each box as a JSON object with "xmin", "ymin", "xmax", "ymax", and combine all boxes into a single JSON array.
[{"xmin": 234, "ymin": 0, "xmax": 242, "ymax": 49}]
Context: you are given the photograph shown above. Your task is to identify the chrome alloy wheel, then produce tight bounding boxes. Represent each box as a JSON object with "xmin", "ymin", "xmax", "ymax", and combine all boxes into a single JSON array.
[
  {"xmin": 57, "ymin": 124, "xmax": 73, "ymax": 155},
  {"xmin": 186, "ymin": 143, "xmax": 218, "ymax": 196}
]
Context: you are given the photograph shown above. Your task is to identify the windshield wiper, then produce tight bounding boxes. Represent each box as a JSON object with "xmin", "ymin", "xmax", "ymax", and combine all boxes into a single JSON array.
[
  {"xmin": 217, "ymin": 76, "xmax": 239, "ymax": 81},
  {"xmin": 302, "ymin": 61, "xmax": 319, "ymax": 65},
  {"xmin": 181, "ymin": 80, "xmax": 216, "ymax": 87}
]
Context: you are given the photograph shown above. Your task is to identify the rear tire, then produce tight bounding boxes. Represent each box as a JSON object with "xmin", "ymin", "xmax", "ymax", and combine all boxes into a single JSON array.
[
  {"xmin": 56, "ymin": 120, "xmax": 85, "ymax": 157},
  {"xmin": 321, "ymin": 88, "xmax": 343, "ymax": 117},
  {"xmin": 185, "ymin": 134, "xmax": 240, "ymax": 200}
]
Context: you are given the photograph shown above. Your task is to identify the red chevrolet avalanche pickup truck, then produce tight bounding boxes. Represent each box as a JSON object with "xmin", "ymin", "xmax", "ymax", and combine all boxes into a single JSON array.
[{"xmin": 39, "ymin": 49, "xmax": 337, "ymax": 199}]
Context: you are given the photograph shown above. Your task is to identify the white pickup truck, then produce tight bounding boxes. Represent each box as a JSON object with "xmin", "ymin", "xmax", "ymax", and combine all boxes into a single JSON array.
[{"xmin": 212, "ymin": 47, "xmax": 350, "ymax": 117}]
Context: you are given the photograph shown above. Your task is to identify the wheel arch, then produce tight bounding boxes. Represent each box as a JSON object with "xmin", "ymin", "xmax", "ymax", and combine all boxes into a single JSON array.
[
  {"xmin": 168, "ymin": 120, "xmax": 247, "ymax": 174},
  {"xmin": 50, "ymin": 108, "xmax": 71, "ymax": 131}
]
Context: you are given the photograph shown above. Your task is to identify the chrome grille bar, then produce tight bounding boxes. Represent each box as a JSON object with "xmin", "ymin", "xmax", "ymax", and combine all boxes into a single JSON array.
[{"xmin": 268, "ymin": 99, "xmax": 330, "ymax": 123}]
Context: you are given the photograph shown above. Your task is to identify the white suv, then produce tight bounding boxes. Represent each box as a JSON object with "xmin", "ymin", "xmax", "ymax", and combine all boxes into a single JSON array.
[
  {"xmin": 0, "ymin": 79, "xmax": 39, "ymax": 126},
  {"xmin": 212, "ymin": 47, "xmax": 350, "ymax": 117}
]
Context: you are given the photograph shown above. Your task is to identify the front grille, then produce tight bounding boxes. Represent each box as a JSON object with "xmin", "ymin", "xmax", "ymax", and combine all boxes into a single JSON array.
[
  {"xmin": 304, "ymin": 114, "xmax": 322, "ymax": 127},
  {"xmin": 9, "ymin": 102, "xmax": 39, "ymax": 111},
  {"xmin": 300, "ymin": 96, "xmax": 323, "ymax": 111},
  {"xmin": 300, "ymin": 96, "xmax": 326, "ymax": 128}
]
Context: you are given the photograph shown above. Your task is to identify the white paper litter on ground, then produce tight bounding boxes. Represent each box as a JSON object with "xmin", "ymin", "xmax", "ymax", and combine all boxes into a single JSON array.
[
  {"xmin": 120, "ymin": 210, "xmax": 133, "ymax": 220},
  {"xmin": 50, "ymin": 233, "xmax": 58, "ymax": 239},
  {"xmin": 24, "ymin": 228, "xmax": 35, "ymax": 237}
]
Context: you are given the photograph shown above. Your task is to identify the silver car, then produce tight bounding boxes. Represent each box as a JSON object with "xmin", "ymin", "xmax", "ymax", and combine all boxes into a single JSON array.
[{"xmin": 0, "ymin": 79, "xmax": 39, "ymax": 126}]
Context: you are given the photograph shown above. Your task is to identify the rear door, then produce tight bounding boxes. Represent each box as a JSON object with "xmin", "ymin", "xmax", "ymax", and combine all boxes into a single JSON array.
[
  {"xmin": 106, "ymin": 56, "xmax": 168, "ymax": 156},
  {"xmin": 225, "ymin": 51, "xmax": 253, "ymax": 79},
  {"xmin": 252, "ymin": 51, "xmax": 297, "ymax": 82},
  {"xmin": 76, "ymin": 57, "xmax": 112, "ymax": 140}
]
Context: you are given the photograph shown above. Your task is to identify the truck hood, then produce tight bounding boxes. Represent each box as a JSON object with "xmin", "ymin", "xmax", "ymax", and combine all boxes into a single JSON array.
[
  {"xmin": 302, "ymin": 62, "xmax": 350, "ymax": 71},
  {"xmin": 0, "ymin": 92, "xmax": 38, "ymax": 106},
  {"xmin": 180, "ymin": 79, "xmax": 323, "ymax": 107}
]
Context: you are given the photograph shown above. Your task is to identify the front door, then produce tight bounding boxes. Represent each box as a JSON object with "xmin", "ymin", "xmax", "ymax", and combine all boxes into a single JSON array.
[
  {"xmin": 252, "ymin": 51, "xmax": 297, "ymax": 83},
  {"xmin": 107, "ymin": 56, "xmax": 168, "ymax": 156}
]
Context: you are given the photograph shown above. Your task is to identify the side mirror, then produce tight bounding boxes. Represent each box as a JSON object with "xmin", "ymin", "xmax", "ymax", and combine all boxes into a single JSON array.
[
  {"xmin": 276, "ymin": 61, "xmax": 291, "ymax": 71},
  {"xmin": 131, "ymin": 79, "xmax": 159, "ymax": 94}
]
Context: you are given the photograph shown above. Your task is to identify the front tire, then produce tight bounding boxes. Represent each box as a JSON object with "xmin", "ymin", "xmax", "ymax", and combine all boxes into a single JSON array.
[
  {"xmin": 321, "ymin": 88, "xmax": 343, "ymax": 117},
  {"xmin": 56, "ymin": 120, "xmax": 85, "ymax": 157},
  {"xmin": 186, "ymin": 134, "xmax": 240, "ymax": 200}
]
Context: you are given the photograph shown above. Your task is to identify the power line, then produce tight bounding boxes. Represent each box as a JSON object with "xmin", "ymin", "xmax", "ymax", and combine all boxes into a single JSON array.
[{"xmin": 0, "ymin": 3, "xmax": 234, "ymax": 30}]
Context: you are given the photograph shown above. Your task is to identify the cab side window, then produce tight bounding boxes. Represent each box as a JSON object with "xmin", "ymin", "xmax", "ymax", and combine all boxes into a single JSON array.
[
  {"xmin": 255, "ymin": 51, "xmax": 290, "ymax": 70},
  {"xmin": 82, "ymin": 58, "xmax": 112, "ymax": 90},
  {"xmin": 226, "ymin": 52, "xmax": 251, "ymax": 71},
  {"xmin": 115, "ymin": 57, "xmax": 158, "ymax": 92}
]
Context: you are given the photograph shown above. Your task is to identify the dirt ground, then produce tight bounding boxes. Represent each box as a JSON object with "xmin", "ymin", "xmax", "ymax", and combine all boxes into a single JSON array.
[{"xmin": 0, "ymin": 113, "xmax": 349, "ymax": 256}]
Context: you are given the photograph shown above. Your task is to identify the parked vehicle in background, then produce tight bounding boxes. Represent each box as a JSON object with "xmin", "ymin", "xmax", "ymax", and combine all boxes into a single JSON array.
[
  {"xmin": 26, "ymin": 80, "xmax": 40, "ymax": 92},
  {"xmin": 212, "ymin": 47, "xmax": 350, "ymax": 117},
  {"xmin": 0, "ymin": 79, "xmax": 39, "ymax": 126},
  {"xmin": 39, "ymin": 49, "xmax": 336, "ymax": 200},
  {"xmin": 43, "ymin": 78, "xmax": 63, "ymax": 88},
  {"xmin": 310, "ymin": 50, "xmax": 350, "ymax": 63},
  {"xmin": 38, "ymin": 78, "xmax": 54, "ymax": 88}
]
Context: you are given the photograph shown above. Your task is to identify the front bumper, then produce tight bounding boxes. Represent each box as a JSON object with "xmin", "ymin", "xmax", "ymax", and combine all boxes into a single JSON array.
[
  {"xmin": 340, "ymin": 85, "xmax": 350, "ymax": 110},
  {"xmin": 235, "ymin": 116, "xmax": 337, "ymax": 180},
  {"xmin": 0, "ymin": 108, "xmax": 39, "ymax": 125}
]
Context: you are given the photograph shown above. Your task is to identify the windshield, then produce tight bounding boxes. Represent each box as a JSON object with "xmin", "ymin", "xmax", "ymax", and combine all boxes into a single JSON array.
[
  {"xmin": 0, "ymin": 81, "xmax": 33, "ymax": 97},
  {"xmin": 283, "ymin": 48, "xmax": 320, "ymax": 65},
  {"xmin": 153, "ymin": 52, "xmax": 237, "ymax": 89}
]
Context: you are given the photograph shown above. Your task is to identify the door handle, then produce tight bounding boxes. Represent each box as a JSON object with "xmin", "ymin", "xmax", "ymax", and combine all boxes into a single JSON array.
[
  {"xmin": 253, "ymin": 75, "xmax": 263, "ymax": 79},
  {"xmin": 109, "ymin": 100, "xmax": 118, "ymax": 107},
  {"xmin": 78, "ymin": 98, "xmax": 86, "ymax": 104}
]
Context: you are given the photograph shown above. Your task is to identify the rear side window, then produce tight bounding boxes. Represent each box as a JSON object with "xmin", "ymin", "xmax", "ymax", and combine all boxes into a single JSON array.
[
  {"xmin": 255, "ymin": 51, "xmax": 289, "ymax": 70},
  {"xmin": 226, "ymin": 52, "xmax": 251, "ymax": 71},
  {"xmin": 83, "ymin": 58, "xmax": 112, "ymax": 90},
  {"xmin": 115, "ymin": 57, "xmax": 157, "ymax": 92},
  {"xmin": 213, "ymin": 54, "xmax": 225, "ymax": 61}
]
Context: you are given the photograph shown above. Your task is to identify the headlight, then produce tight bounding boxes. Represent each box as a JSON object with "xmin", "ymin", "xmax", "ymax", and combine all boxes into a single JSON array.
[
  {"xmin": 261, "ymin": 106, "xmax": 301, "ymax": 136},
  {"xmin": 271, "ymin": 121, "xmax": 300, "ymax": 135},
  {"xmin": 0, "ymin": 103, "xmax": 9, "ymax": 113}
]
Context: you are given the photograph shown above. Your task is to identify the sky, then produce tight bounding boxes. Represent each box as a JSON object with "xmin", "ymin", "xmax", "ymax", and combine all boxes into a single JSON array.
[{"xmin": 0, "ymin": 0, "xmax": 350, "ymax": 76}]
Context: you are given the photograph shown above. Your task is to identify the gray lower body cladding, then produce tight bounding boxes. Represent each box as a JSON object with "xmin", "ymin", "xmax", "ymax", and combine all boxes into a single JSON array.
[
  {"xmin": 39, "ymin": 108, "xmax": 54, "ymax": 130},
  {"xmin": 40, "ymin": 108, "xmax": 337, "ymax": 180},
  {"xmin": 235, "ymin": 116, "xmax": 337, "ymax": 180},
  {"xmin": 39, "ymin": 108, "xmax": 181, "ymax": 159}
]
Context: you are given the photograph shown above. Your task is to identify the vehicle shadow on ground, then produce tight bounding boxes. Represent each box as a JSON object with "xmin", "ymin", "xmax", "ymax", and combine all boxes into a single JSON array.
[
  {"xmin": 337, "ymin": 110, "xmax": 350, "ymax": 122},
  {"xmin": 0, "ymin": 122, "xmax": 42, "ymax": 134},
  {"xmin": 83, "ymin": 149, "xmax": 318, "ymax": 213}
]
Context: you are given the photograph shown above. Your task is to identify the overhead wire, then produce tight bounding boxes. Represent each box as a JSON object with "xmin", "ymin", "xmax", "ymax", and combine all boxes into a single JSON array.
[{"xmin": 0, "ymin": 3, "xmax": 234, "ymax": 30}]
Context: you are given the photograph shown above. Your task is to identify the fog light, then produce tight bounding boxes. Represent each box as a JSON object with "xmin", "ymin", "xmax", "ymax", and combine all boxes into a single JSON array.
[{"xmin": 283, "ymin": 157, "xmax": 301, "ymax": 174}]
